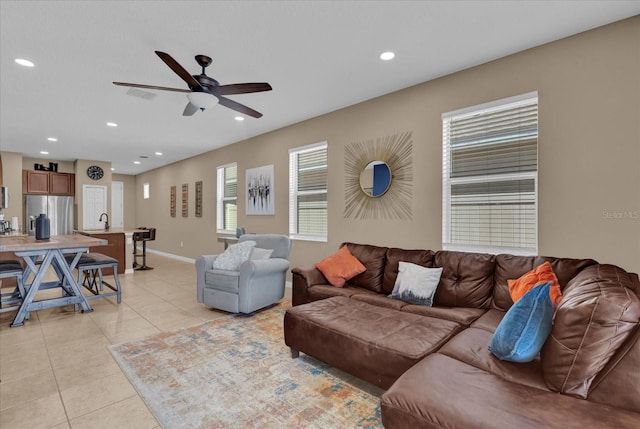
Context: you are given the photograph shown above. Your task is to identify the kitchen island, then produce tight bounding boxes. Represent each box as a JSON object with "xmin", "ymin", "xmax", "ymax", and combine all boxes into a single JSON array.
[{"xmin": 74, "ymin": 228, "xmax": 143, "ymax": 274}]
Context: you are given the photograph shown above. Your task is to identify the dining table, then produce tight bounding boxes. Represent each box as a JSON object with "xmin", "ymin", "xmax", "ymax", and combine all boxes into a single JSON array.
[{"xmin": 0, "ymin": 234, "xmax": 107, "ymax": 327}]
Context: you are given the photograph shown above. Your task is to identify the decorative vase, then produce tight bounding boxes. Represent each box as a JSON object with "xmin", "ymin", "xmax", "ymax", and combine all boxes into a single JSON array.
[{"xmin": 35, "ymin": 213, "xmax": 50, "ymax": 240}]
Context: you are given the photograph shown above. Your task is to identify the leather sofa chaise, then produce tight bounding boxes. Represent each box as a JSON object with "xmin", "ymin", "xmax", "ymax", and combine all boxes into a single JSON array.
[{"xmin": 284, "ymin": 243, "xmax": 640, "ymax": 428}]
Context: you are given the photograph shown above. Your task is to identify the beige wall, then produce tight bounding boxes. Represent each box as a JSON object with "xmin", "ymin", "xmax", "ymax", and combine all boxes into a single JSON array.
[
  {"xmin": 0, "ymin": 151, "xmax": 24, "ymax": 226},
  {"xmin": 135, "ymin": 17, "xmax": 640, "ymax": 274}
]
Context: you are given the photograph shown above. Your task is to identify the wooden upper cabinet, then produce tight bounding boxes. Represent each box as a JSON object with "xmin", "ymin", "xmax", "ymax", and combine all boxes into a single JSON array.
[
  {"xmin": 50, "ymin": 172, "xmax": 74, "ymax": 195},
  {"xmin": 23, "ymin": 170, "xmax": 75, "ymax": 195},
  {"xmin": 23, "ymin": 170, "xmax": 50, "ymax": 194}
]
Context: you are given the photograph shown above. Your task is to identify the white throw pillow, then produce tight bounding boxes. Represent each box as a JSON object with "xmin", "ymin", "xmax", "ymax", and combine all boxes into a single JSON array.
[
  {"xmin": 212, "ymin": 240, "xmax": 257, "ymax": 271},
  {"xmin": 388, "ymin": 262, "xmax": 443, "ymax": 306},
  {"xmin": 250, "ymin": 247, "xmax": 274, "ymax": 260}
]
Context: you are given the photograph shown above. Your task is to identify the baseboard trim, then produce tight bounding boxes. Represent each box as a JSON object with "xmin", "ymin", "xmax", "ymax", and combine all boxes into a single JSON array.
[
  {"xmin": 146, "ymin": 248, "xmax": 196, "ymax": 264},
  {"xmin": 144, "ymin": 249, "xmax": 293, "ymax": 287}
]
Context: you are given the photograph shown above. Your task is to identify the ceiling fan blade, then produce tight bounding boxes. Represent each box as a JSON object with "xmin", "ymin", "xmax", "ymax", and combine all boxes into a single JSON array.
[
  {"xmin": 213, "ymin": 83, "xmax": 272, "ymax": 96},
  {"xmin": 155, "ymin": 51, "xmax": 204, "ymax": 91},
  {"xmin": 217, "ymin": 96, "xmax": 263, "ymax": 118},
  {"xmin": 113, "ymin": 82, "xmax": 190, "ymax": 93},
  {"xmin": 183, "ymin": 102, "xmax": 199, "ymax": 116}
]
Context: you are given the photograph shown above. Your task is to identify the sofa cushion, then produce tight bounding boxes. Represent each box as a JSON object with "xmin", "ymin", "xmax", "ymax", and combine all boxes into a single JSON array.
[
  {"xmin": 381, "ymin": 353, "xmax": 640, "ymax": 429},
  {"xmin": 382, "ymin": 248, "xmax": 435, "ymax": 294},
  {"xmin": 388, "ymin": 262, "xmax": 443, "ymax": 306},
  {"xmin": 508, "ymin": 261, "xmax": 562, "ymax": 307},
  {"xmin": 342, "ymin": 242, "xmax": 388, "ymax": 292},
  {"xmin": 433, "ymin": 250, "xmax": 495, "ymax": 309},
  {"xmin": 307, "ymin": 284, "xmax": 375, "ymax": 302},
  {"xmin": 541, "ymin": 264, "xmax": 640, "ymax": 398},
  {"xmin": 212, "ymin": 240, "xmax": 256, "ymax": 271},
  {"xmin": 492, "ymin": 254, "xmax": 597, "ymax": 311},
  {"xmin": 470, "ymin": 309, "xmax": 506, "ymax": 333},
  {"xmin": 351, "ymin": 293, "xmax": 408, "ymax": 311},
  {"xmin": 204, "ymin": 269, "xmax": 240, "ymax": 293},
  {"xmin": 489, "ymin": 282, "xmax": 554, "ymax": 363},
  {"xmin": 315, "ymin": 245, "xmax": 366, "ymax": 287},
  {"xmin": 401, "ymin": 305, "xmax": 486, "ymax": 326},
  {"xmin": 439, "ymin": 327, "xmax": 547, "ymax": 391}
]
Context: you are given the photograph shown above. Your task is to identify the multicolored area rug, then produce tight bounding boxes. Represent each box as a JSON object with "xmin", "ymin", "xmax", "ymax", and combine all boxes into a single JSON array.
[{"xmin": 109, "ymin": 301, "xmax": 383, "ymax": 428}]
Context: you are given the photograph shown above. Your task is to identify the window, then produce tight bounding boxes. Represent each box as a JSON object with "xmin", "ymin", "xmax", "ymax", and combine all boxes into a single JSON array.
[
  {"xmin": 143, "ymin": 182, "xmax": 150, "ymax": 200},
  {"xmin": 217, "ymin": 163, "xmax": 237, "ymax": 233},
  {"xmin": 442, "ymin": 92, "xmax": 538, "ymax": 255},
  {"xmin": 289, "ymin": 142, "xmax": 328, "ymax": 241}
]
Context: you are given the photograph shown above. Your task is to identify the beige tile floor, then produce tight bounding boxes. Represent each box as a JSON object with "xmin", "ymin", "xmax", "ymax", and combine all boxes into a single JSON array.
[{"xmin": 0, "ymin": 253, "xmax": 290, "ymax": 429}]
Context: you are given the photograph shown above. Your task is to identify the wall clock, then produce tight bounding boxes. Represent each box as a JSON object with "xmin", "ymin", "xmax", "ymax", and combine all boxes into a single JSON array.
[{"xmin": 87, "ymin": 165, "xmax": 104, "ymax": 180}]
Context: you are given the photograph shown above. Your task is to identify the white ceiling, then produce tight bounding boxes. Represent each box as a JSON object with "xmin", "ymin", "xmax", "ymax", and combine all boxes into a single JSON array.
[{"xmin": 1, "ymin": 1, "xmax": 639, "ymax": 175}]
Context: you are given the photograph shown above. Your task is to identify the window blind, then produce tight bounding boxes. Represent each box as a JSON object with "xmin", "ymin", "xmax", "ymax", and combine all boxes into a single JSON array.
[
  {"xmin": 217, "ymin": 163, "xmax": 237, "ymax": 232},
  {"xmin": 443, "ymin": 93, "xmax": 538, "ymax": 254},
  {"xmin": 289, "ymin": 142, "xmax": 328, "ymax": 241}
]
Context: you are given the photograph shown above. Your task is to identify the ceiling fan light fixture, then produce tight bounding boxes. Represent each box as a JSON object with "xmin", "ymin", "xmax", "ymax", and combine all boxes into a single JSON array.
[{"xmin": 187, "ymin": 92, "xmax": 218, "ymax": 109}]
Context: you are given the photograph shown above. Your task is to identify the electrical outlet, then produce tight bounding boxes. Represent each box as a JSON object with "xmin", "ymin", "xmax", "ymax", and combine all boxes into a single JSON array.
[{"xmin": 180, "ymin": 241, "xmax": 184, "ymax": 248}]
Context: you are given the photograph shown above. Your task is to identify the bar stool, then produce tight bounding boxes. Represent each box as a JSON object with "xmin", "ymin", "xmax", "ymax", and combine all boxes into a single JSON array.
[
  {"xmin": 0, "ymin": 260, "xmax": 27, "ymax": 315},
  {"xmin": 65, "ymin": 253, "xmax": 122, "ymax": 304},
  {"xmin": 133, "ymin": 227, "xmax": 156, "ymax": 271}
]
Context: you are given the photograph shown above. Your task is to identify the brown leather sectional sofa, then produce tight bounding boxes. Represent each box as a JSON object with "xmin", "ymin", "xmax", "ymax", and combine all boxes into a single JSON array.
[{"xmin": 284, "ymin": 243, "xmax": 640, "ymax": 428}]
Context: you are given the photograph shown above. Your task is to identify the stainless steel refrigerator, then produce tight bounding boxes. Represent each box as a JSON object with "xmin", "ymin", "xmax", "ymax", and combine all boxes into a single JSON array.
[{"xmin": 24, "ymin": 195, "xmax": 74, "ymax": 236}]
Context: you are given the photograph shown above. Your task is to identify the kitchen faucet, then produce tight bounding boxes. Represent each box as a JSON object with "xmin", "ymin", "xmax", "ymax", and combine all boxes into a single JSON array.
[{"xmin": 99, "ymin": 212, "xmax": 109, "ymax": 230}]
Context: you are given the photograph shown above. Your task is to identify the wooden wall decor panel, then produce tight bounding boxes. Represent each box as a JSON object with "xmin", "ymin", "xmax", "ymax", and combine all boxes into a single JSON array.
[
  {"xmin": 170, "ymin": 186, "xmax": 176, "ymax": 217},
  {"xmin": 195, "ymin": 181, "xmax": 203, "ymax": 217},
  {"xmin": 181, "ymin": 183, "xmax": 188, "ymax": 217}
]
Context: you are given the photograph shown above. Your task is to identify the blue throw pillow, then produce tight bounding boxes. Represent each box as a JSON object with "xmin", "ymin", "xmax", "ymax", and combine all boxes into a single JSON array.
[{"xmin": 489, "ymin": 281, "xmax": 554, "ymax": 363}]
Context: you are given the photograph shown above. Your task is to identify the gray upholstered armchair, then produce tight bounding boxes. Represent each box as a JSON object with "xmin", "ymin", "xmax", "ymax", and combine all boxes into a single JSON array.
[{"xmin": 196, "ymin": 234, "xmax": 292, "ymax": 314}]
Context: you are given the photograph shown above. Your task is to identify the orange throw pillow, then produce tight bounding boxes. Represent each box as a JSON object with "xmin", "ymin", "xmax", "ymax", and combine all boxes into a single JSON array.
[
  {"xmin": 316, "ymin": 246, "xmax": 366, "ymax": 288},
  {"xmin": 508, "ymin": 261, "xmax": 562, "ymax": 307}
]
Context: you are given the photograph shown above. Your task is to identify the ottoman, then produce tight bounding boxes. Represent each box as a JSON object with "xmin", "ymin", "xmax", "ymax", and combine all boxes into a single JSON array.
[{"xmin": 284, "ymin": 296, "xmax": 462, "ymax": 389}]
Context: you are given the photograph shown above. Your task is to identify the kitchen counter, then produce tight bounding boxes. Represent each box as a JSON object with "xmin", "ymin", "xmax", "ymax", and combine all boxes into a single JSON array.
[
  {"xmin": 73, "ymin": 228, "xmax": 144, "ymax": 274},
  {"xmin": 0, "ymin": 231, "xmax": 28, "ymax": 237},
  {"xmin": 74, "ymin": 228, "xmax": 143, "ymax": 235}
]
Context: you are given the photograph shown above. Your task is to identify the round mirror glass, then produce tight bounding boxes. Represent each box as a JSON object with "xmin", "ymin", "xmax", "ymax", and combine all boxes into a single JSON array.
[{"xmin": 359, "ymin": 161, "xmax": 392, "ymax": 197}]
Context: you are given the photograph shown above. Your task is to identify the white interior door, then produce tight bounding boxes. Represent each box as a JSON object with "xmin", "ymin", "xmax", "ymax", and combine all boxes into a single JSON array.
[
  {"xmin": 111, "ymin": 181, "xmax": 124, "ymax": 228},
  {"xmin": 83, "ymin": 185, "xmax": 107, "ymax": 229}
]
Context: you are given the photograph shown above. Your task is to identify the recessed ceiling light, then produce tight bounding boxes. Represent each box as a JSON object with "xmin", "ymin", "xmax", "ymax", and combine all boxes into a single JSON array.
[
  {"xmin": 155, "ymin": 152, "xmax": 163, "ymax": 156},
  {"xmin": 111, "ymin": 167, "xmax": 115, "ymax": 171},
  {"xmin": 106, "ymin": 122, "xmax": 118, "ymax": 127},
  {"xmin": 133, "ymin": 161, "xmax": 141, "ymax": 165},
  {"xmin": 47, "ymin": 137, "xmax": 58, "ymax": 142},
  {"xmin": 40, "ymin": 151, "xmax": 49, "ymax": 155},
  {"xmin": 380, "ymin": 51, "xmax": 395, "ymax": 61},
  {"xmin": 15, "ymin": 58, "xmax": 35, "ymax": 67},
  {"xmin": 234, "ymin": 116, "xmax": 245, "ymax": 121}
]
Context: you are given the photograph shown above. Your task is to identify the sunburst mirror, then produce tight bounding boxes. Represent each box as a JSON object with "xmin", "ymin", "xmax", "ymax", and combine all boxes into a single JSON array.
[{"xmin": 344, "ymin": 131, "xmax": 413, "ymax": 220}]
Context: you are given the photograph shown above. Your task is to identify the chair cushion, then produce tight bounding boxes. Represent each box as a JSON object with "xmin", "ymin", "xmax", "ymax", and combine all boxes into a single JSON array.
[
  {"xmin": 388, "ymin": 262, "xmax": 443, "ymax": 306},
  {"xmin": 489, "ymin": 282, "xmax": 554, "ymax": 363},
  {"xmin": 507, "ymin": 261, "xmax": 562, "ymax": 307},
  {"xmin": 212, "ymin": 240, "xmax": 256, "ymax": 271},
  {"xmin": 204, "ymin": 269, "xmax": 240, "ymax": 293},
  {"xmin": 315, "ymin": 245, "xmax": 366, "ymax": 287}
]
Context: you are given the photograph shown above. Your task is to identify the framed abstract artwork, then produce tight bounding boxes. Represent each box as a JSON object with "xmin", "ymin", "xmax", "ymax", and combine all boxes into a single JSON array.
[{"xmin": 246, "ymin": 165, "xmax": 274, "ymax": 215}]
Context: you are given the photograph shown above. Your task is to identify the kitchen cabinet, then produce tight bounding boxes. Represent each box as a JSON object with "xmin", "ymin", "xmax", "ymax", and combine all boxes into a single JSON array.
[
  {"xmin": 22, "ymin": 170, "xmax": 75, "ymax": 196},
  {"xmin": 82, "ymin": 231, "xmax": 125, "ymax": 275}
]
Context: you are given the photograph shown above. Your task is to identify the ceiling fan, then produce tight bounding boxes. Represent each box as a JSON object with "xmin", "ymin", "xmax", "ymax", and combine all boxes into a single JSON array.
[{"xmin": 113, "ymin": 51, "xmax": 272, "ymax": 118}]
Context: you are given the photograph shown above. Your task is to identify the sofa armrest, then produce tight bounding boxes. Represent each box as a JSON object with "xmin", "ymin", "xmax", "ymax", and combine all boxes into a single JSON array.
[
  {"xmin": 195, "ymin": 254, "xmax": 218, "ymax": 303},
  {"xmin": 238, "ymin": 258, "xmax": 290, "ymax": 313},
  {"xmin": 291, "ymin": 266, "xmax": 328, "ymax": 306},
  {"xmin": 292, "ymin": 266, "xmax": 327, "ymax": 288}
]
